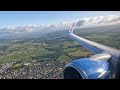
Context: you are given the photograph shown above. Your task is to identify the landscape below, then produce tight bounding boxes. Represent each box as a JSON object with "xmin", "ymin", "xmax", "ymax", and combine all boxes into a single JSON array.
[{"xmin": 0, "ymin": 24, "xmax": 120, "ymax": 79}]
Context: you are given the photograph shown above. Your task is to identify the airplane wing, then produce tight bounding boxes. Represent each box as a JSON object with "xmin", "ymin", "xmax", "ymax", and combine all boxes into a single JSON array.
[{"xmin": 68, "ymin": 23, "xmax": 120, "ymax": 60}]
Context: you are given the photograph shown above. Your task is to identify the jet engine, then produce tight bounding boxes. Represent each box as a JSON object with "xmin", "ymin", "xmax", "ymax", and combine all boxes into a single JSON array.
[{"xmin": 63, "ymin": 53, "xmax": 112, "ymax": 79}]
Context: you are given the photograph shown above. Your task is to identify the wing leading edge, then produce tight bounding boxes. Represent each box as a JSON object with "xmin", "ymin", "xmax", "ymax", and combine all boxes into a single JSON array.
[{"xmin": 68, "ymin": 23, "xmax": 120, "ymax": 60}]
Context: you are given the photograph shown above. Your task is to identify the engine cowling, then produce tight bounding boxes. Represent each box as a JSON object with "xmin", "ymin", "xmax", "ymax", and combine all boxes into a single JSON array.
[{"xmin": 63, "ymin": 53, "xmax": 111, "ymax": 79}]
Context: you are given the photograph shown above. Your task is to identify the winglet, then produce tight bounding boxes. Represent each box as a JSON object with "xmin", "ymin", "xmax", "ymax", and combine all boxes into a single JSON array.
[{"xmin": 69, "ymin": 22, "xmax": 75, "ymax": 34}]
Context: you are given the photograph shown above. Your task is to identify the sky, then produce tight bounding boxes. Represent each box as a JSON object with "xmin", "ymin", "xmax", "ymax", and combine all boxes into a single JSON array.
[{"xmin": 0, "ymin": 11, "xmax": 120, "ymax": 28}]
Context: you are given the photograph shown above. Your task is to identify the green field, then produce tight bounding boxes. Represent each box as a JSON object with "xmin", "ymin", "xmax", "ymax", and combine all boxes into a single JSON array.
[{"xmin": 0, "ymin": 24, "xmax": 120, "ymax": 79}]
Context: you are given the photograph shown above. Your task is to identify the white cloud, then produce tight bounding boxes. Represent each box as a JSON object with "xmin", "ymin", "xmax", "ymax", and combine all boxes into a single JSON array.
[
  {"xmin": 77, "ymin": 14, "xmax": 120, "ymax": 27},
  {"xmin": 1, "ymin": 14, "xmax": 120, "ymax": 33}
]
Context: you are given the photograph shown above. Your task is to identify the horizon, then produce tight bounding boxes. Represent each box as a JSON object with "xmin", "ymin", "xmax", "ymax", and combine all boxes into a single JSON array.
[{"xmin": 0, "ymin": 11, "xmax": 120, "ymax": 28}]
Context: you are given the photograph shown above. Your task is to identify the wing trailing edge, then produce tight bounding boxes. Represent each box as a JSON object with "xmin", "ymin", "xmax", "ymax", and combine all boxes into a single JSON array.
[{"xmin": 68, "ymin": 22, "xmax": 120, "ymax": 60}]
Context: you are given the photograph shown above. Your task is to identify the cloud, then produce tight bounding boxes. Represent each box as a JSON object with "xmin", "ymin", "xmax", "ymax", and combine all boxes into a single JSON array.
[
  {"xmin": 1, "ymin": 14, "xmax": 120, "ymax": 33},
  {"xmin": 76, "ymin": 15, "xmax": 120, "ymax": 28}
]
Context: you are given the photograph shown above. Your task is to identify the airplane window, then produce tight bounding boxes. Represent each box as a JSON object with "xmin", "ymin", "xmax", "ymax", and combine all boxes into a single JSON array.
[{"xmin": 0, "ymin": 11, "xmax": 120, "ymax": 79}]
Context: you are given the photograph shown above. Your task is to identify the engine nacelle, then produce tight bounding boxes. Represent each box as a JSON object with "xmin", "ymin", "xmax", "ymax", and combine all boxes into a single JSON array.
[{"xmin": 63, "ymin": 57, "xmax": 110, "ymax": 79}]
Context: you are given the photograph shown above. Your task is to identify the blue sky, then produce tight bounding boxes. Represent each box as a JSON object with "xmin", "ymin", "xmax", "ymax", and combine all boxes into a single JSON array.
[{"xmin": 0, "ymin": 11, "xmax": 120, "ymax": 28}]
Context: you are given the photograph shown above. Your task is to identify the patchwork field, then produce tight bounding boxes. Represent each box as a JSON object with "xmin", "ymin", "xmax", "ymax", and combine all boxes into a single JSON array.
[{"xmin": 0, "ymin": 24, "xmax": 120, "ymax": 79}]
